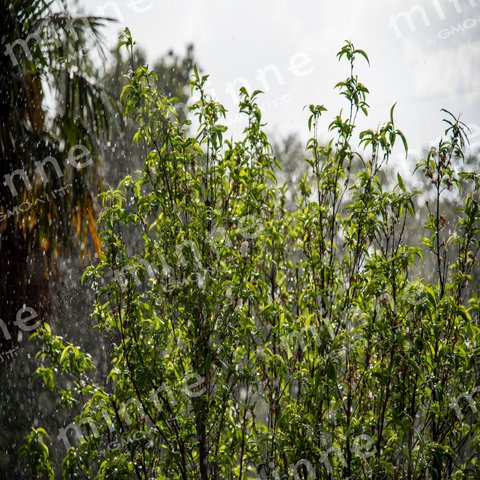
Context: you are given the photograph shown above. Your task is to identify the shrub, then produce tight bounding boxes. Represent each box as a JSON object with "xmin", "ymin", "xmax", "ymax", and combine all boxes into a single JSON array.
[{"xmin": 27, "ymin": 34, "xmax": 480, "ymax": 479}]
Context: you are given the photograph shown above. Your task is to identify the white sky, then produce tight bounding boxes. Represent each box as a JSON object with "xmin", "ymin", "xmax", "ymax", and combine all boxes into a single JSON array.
[{"xmin": 72, "ymin": 0, "xmax": 480, "ymax": 171}]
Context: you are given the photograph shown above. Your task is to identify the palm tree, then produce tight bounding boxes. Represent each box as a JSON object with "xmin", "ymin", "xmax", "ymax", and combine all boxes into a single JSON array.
[
  {"xmin": 0, "ymin": 0, "xmax": 112, "ymax": 345},
  {"xmin": 0, "ymin": 1, "xmax": 112, "ymax": 475}
]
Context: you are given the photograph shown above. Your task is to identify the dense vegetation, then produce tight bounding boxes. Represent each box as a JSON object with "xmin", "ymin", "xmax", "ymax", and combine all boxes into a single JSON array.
[{"xmin": 21, "ymin": 30, "xmax": 480, "ymax": 479}]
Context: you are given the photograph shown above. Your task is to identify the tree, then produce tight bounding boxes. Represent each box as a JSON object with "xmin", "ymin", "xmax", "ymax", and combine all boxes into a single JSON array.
[
  {"xmin": 0, "ymin": 0, "xmax": 111, "ymax": 347},
  {"xmin": 26, "ymin": 36, "xmax": 480, "ymax": 479},
  {"xmin": 0, "ymin": 1, "xmax": 112, "ymax": 475}
]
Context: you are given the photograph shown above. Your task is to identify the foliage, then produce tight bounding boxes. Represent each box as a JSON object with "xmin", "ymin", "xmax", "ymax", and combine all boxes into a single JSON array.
[
  {"xmin": 27, "ymin": 34, "xmax": 480, "ymax": 479},
  {"xmin": 0, "ymin": 0, "xmax": 114, "ymax": 261},
  {"xmin": 20, "ymin": 427, "xmax": 55, "ymax": 480},
  {"xmin": 101, "ymin": 36, "xmax": 195, "ymax": 188}
]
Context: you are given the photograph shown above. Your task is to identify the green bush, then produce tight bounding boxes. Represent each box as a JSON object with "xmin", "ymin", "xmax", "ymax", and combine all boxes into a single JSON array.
[{"xmin": 26, "ymin": 34, "xmax": 480, "ymax": 479}]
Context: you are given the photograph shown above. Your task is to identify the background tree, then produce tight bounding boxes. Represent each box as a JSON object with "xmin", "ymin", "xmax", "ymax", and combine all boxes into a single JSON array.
[
  {"xmin": 0, "ymin": 0, "xmax": 111, "ymax": 333},
  {"xmin": 0, "ymin": 1, "xmax": 114, "ymax": 475}
]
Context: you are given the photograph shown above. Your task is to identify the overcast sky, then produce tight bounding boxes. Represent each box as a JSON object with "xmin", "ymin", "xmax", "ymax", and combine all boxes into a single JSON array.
[{"xmin": 72, "ymin": 0, "xmax": 480, "ymax": 170}]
